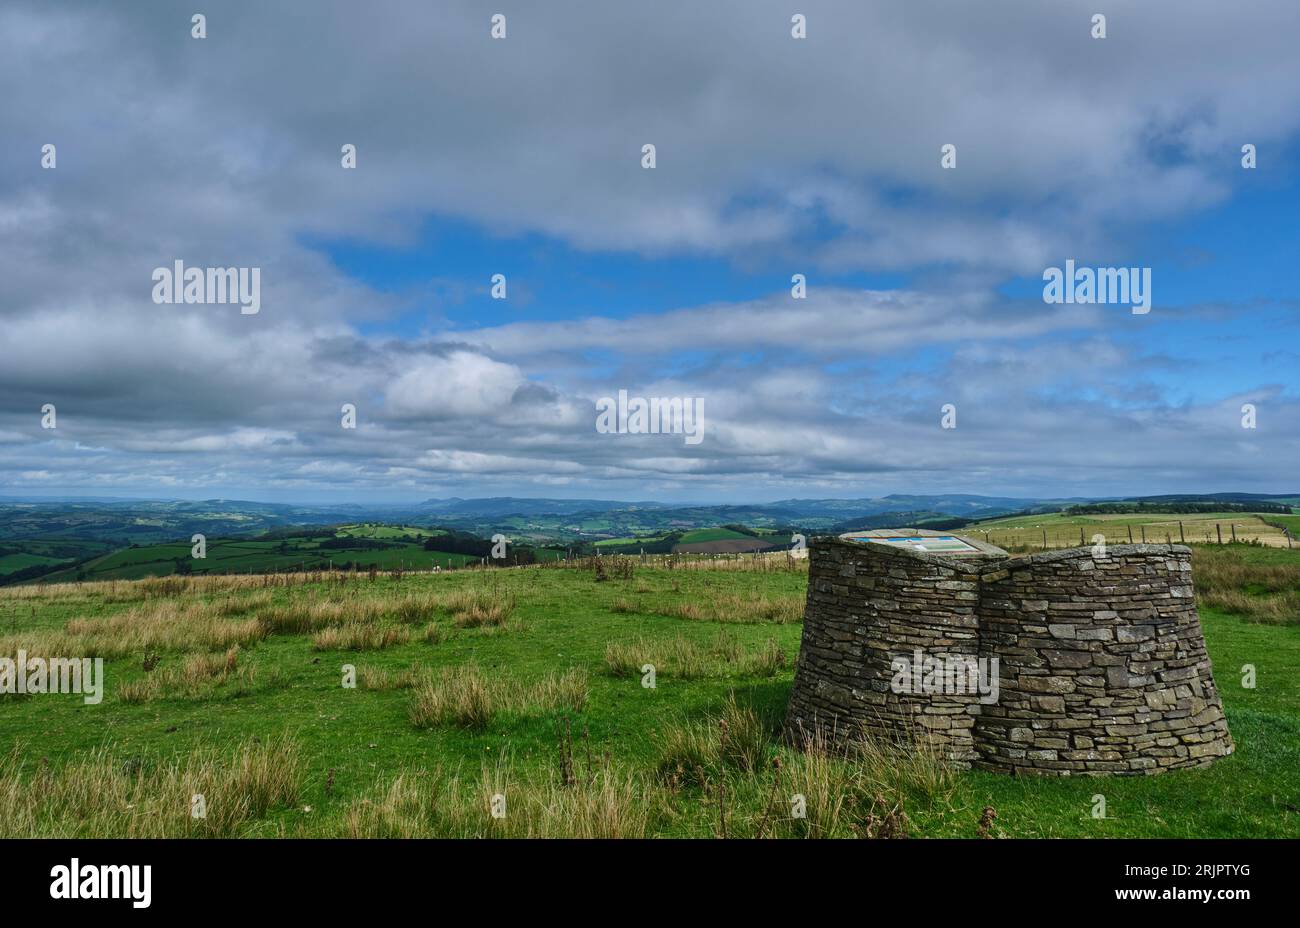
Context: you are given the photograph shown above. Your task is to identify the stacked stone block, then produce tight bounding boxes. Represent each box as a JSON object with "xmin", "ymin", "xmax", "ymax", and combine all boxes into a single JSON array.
[
  {"xmin": 783, "ymin": 537, "xmax": 1006, "ymax": 766},
  {"xmin": 784, "ymin": 537, "xmax": 1234, "ymax": 776},
  {"xmin": 976, "ymin": 545, "xmax": 1232, "ymax": 775}
]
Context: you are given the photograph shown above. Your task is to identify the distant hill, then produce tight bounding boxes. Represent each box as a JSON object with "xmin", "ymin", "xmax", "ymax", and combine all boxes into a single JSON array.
[
  {"xmin": 417, "ymin": 497, "xmax": 667, "ymax": 517},
  {"xmin": 2, "ymin": 492, "xmax": 1294, "ymax": 556},
  {"xmin": 12, "ymin": 523, "xmax": 566, "ymax": 585}
]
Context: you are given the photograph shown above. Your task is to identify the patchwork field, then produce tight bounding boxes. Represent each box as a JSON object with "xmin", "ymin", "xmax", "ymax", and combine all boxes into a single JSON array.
[
  {"xmin": 0, "ymin": 546, "xmax": 1296, "ymax": 838},
  {"xmin": 595, "ymin": 527, "xmax": 795, "ymax": 555},
  {"xmin": 21, "ymin": 525, "xmax": 490, "ymax": 585},
  {"xmin": 967, "ymin": 511, "xmax": 1296, "ymax": 551}
]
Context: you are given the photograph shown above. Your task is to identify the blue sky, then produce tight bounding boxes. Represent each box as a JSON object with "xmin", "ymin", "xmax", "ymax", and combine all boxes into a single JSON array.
[{"xmin": 1, "ymin": 0, "xmax": 1297, "ymax": 504}]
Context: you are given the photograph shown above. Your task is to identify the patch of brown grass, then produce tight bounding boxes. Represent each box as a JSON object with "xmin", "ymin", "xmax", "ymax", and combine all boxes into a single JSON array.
[
  {"xmin": 1192, "ymin": 547, "xmax": 1300, "ymax": 624},
  {"xmin": 604, "ymin": 632, "xmax": 787, "ymax": 680},
  {"xmin": 55, "ymin": 601, "xmax": 264, "ymax": 657},
  {"xmin": 444, "ymin": 587, "xmax": 517, "ymax": 628},
  {"xmin": 118, "ymin": 646, "xmax": 253, "ymax": 703},
  {"xmin": 0, "ymin": 735, "xmax": 301, "ymax": 837},
  {"xmin": 311, "ymin": 624, "xmax": 410, "ymax": 651},
  {"xmin": 358, "ymin": 664, "xmax": 429, "ymax": 691},
  {"xmin": 342, "ymin": 763, "xmax": 655, "ymax": 838},
  {"xmin": 408, "ymin": 665, "xmax": 588, "ymax": 731},
  {"xmin": 662, "ymin": 592, "xmax": 804, "ymax": 624}
]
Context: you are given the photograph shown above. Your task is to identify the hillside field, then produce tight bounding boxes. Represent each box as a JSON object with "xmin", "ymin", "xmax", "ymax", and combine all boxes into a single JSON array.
[
  {"xmin": 966, "ymin": 510, "xmax": 1296, "ymax": 551},
  {"xmin": 0, "ymin": 545, "xmax": 1296, "ymax": 838},
  {"xmin": 12, "ymin": 525, "xmax": 490, "ymax": 585}
]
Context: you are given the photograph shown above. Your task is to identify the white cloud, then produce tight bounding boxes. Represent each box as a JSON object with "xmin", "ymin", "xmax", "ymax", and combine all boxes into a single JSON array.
[{"xmin": 385, "ymin": 352, "xmax": 525, "ymax": 420}]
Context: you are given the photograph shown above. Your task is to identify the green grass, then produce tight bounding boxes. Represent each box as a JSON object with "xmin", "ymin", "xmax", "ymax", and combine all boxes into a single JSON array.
[
  {"xmin": 678, "ymin": 527, "xmax": 753, "ymax": 544},
  {"xmin": 595, "ymin": 534, "xmax": 666, "ymax": 548},
  {"xmin": 30, "ymin": 531, "xmax": 480, "ymax": 584},
  {"xmin": 1264, "ymin": 514, "xmax": 1300, "ymax": 536},
  {"xmin": 334, "ymin": 524, "xmax": 446, "ymax": 540},
  {"xmin": 0, "ymin": 553, "xmax": 66, "ymax": 574},
  {"xmin": 1, "ymin": 550, "xmax": 1296, "ymax": 838},
  {"xmin": 967, "ymin": 510, "xmax": 1291, "ymax": 550}
]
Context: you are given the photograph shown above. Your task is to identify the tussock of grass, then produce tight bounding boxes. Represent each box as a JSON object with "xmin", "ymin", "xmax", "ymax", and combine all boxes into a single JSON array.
[
  {"xmin": 423, "ymin": 622, "xmax": 449, "ymax": 644},
  {"xmin": 118, "ymin": 646, "xmax": 250, "ymax": 703},
  {"xmin": 444, "ymin": 588, "xmax": 517, "ymax": 628},
  {"xmin": 408, "ymin": 665, "xmax": 588, "ymax": 731},
  {"xmin": 1198, "ymin": 588, "xmax": 1300, "ymax": 623},
  {"xmin": 311, "ymin": 624, "xmax": 410, "ymax": 651},
  {"xmin": 258, "ymin": 597, "xmax": 388, "ymax": 635},
  {"xmin": 409, "ymin": 666, "xmax": 494, "ymax": 730},
  {"xmin": 358, "ymin": 664, "xmax": 429, "ymax": 691},
  {"xmin": 46, "ymin": 602, "xmax": 265, "ymax": 657},
  {"xmin": 212, "ymin": 591, "xmax": 274, "ymax": 616},
  {"xmin": 657, "ymin": 694, "xmax": 772, "ymax": 786},
  {"xmin": 1193, "ymin": 548, "xmax": 1300, "ymax": 624},
  {"xmin": 343, "ymin": 764, "xmax": 655, "ymax": 838},
  {"xmin": 662, "ymin": 592, "xmax": 804, "ymax": 624},
  {"xmin": 771, "ymin": 727, "xmax": 953, "ymax": 838},
  {"xmin": 0, "ymin": 735, "xmax": 301, "ymax": 837},
  {"xmin": 605, "ymin": 632, "xmax": 787, "ymax": 680},
  {"xmin": 392, "ymin": 594, "xmax": 442, "ymax": 624}
]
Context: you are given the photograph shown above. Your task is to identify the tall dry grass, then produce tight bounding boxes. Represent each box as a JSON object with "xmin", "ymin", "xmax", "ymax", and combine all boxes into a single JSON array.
[
  {"xmin": 661, "ymin": 592, "xmax": 804, "ymax": 624},
  {"xmin": 311, "ymin": 624, "xmax": 410, "ymax": 651},
  {"xmin": 0, "ymin": 565, "xmax": 466, "ymax": 606},
  {"xmin": 358, "ymin": 664, "xmax": 429, "ymax": 691},
  {"xmin": 1192, "ymin": 547, "xmax": 1300, "ymax": 624},
  {"xmin": 656, "ymin": 693, "xmax": 773, "ymax": 787},
  {"xmin": 408, "ymin": 665, "xmax": 589, "ymax": 730},
  {"xmin": 0, "ymin": 735, "xmax": 301, "ymax": 837},
  {"xmin": 118, "ymin": 645, "xmax": 248, "ymax": 703},
  {"xmin": 443, "ymin": 587, "xmax": 517, "ymax": 628},
  {"xmin": 605, "ymin": 632, "xmax": 787, "ymax": 680},
  {"xmin": 0, "ymin": 600, "xmax": 265, "ymax": 661},
  {"xmin": 342, "ymin": 763, "xmax": 656, "ymax": 838},
  {"xmin": 649, "ymin": 700, "xmax": 952, "ymax": 838}
]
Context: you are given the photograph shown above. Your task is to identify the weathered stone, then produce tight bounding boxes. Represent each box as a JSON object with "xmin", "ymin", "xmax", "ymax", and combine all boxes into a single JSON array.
[{"xmin": 784, "ymin": 534, "xmax": 1233, "ymax": 777}]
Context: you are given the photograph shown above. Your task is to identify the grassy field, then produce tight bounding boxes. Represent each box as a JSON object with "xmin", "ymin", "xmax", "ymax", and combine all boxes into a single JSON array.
[
  {"xmin": 0, "ymin": 546, "xmax": 1296, "ymax": 838},
  {"xmin": 0, "ymin": 539, "xmax": 117, "ymax": 581},
  {"xmin": 595, "ymin": 527, "xmax": 795, "ymax": 556},
  {"xmin": 968, "ymin": 510, "xmax": 1295, "ymax": 550},
  {"xmin": 25, "ymin": 525, "xmax": 485, "ymax": 585}
]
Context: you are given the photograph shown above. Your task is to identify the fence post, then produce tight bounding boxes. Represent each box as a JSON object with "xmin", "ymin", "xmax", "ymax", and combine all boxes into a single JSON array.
[
  {"xmin": 1179, "ymin": 521, "xmax": 1185, "ymax": 544},
  {"xmin": 1216, "ymin": 524, "xmax": 1222, "ymax": 544},
  {"xmin": 1127, "ymin": 525, "xmax": 1133, "ymax": 543},
  {"xmin": 1140, "ymin": 526, "xmax": 1146, "ymax": 543},
  {"xmin": 1231, "ymin": 524, "xmax": 1237, "ymax": 543}
]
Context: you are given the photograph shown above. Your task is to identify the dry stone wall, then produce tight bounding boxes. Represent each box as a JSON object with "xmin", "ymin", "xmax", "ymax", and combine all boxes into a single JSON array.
[{"xmin": 784, "ymin": 537, "xmax": 1234, "ymax": 776}]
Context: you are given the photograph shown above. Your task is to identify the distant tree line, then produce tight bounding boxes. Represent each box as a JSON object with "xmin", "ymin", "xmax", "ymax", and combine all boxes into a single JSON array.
[
  {"xmin": 1066, "ymin": 501, "xmax": 1291, "ymax": 515},
  {"xmin": 0, "ymin": 562, "xmax": 70, "ymax": 586},
  {"xmin": 317, "ymin": 537, "xmax": 393, "ymax": 550}
]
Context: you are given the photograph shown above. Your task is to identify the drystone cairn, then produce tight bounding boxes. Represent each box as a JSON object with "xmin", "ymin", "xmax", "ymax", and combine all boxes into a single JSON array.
[{"xmin": 784, "ymin": 537, "xmax": 1234, "ymax": 775}]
